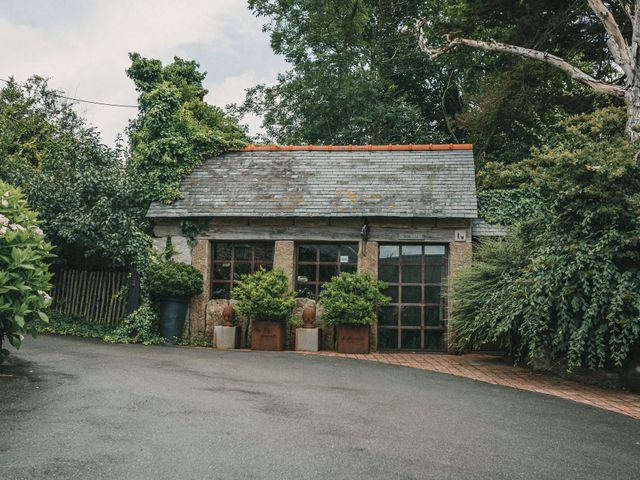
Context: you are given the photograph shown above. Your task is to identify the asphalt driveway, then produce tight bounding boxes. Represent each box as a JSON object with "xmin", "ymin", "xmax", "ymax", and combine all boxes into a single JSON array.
[{"xmin": 1, "ymin": 335, "xmax": 638, "ymax": 480}]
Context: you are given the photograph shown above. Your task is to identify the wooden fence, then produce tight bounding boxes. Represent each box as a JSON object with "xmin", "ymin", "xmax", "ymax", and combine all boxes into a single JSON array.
[{"xmin": 50, "ymin": 269, "xmax": 130, "ymax": 324}]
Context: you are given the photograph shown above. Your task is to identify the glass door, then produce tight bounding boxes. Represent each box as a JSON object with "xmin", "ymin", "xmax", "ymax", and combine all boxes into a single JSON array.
[{"xmin": 377, "ymin": 244, "xmax": 448, "ymax": 351}]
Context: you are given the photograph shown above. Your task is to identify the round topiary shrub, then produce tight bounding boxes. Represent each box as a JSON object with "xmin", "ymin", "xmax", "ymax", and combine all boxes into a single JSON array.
[
  {"xmin": 0, "ymin": 181, "xmax": 53, "ymax": 362},
  {"xmin": 319, "ymin": 272, "xmax": 389, "ymax": 326},
  {"xmin": 146, "ymin": 260, "xmax": 203, "ymax": 299},
  {"xmin": 232, "ymin": 268, "xmax": 295, "ymax": 322}
]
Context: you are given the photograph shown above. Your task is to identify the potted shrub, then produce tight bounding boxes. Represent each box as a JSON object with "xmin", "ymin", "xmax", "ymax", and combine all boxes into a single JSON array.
[
  {"xmin": 147, "ymin": 260, "xmax": 203, "ymax": 343},
  {"xmin": 232, "ymin": 268, "xmax": 295, "ymax": 351},
  {"xmin": 320, "ymin": 273, "xmax": 389, "ymax": 354}
]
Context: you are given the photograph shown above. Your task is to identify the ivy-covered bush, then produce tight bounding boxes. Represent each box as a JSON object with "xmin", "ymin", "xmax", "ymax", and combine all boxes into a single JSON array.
[
  {"xmin": 232, "ymin": 268, "xmax": 295, "ymax": 323},
  {"xmin": 147, "ymin": 260, "xmax": 203, "ymax": 299},
  {"xmin": 451, "ymin": 108, "xmax": 640, "ymax": 370},
  {"xmin": 103, "ymin": 302, "xmax": 163, "ymax": 345},
  {"xmin": 0, "ymin": 181, "xmax": 53, "ymax": 362},
  {"xmin": 319, "ymin": 273, "xmax": 389, "ymax": 326}
]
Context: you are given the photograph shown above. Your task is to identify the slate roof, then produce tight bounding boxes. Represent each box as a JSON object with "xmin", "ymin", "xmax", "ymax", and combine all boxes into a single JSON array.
[
  {"xmin": 146, "ymin": 145, "xmax": 478, "ymax": 219},
  {"xmin": 472, "ymin": 219, "xmax": 508, "ymax": 237}
]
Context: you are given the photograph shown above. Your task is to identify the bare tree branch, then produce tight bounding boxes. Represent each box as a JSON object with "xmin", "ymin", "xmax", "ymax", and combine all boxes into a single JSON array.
[
  {"xmin": 415, "ymin": 20, "xmax": 626, "ymax": 98},
  {"xmin": 587, "ymin": 0, "xmax": 633, "ymax": 79}
]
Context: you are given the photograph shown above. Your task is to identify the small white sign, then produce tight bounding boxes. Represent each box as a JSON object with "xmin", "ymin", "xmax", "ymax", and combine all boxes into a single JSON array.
[
  {"xmin": 399, "ymin": 233, "xmax": 424, "ymax": 240},
  {"xmin": 297, "ymin": 276, "xmax": 309, "ymax": 283},
  {"xmin": 339, "ymin": 255, "xmax": 349, "ymax": 263},
  {"xmin": 454, "ymin": 230, "xmax": 467, "ymax": 242}
]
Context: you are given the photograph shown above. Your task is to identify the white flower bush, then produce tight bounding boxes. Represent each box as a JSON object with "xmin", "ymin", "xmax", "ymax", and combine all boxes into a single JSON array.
[{"xmin": 0, "ymin": 181, "xmax": 53, "ymax": 362}]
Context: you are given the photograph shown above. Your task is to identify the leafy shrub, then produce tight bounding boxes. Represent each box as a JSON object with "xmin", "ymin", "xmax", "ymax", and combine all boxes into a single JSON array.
[
  {"xmin": 147, "ymin": 260, "xmax": 203, "ymax": 298},
  {"xmin": 319, "ymin": 273, "xmax": 389, "ymax": 326},
  {"xmin": 0, "ymin": 181, "xmax": 53, "ymax": 362},
  {"xmin": 37, "ymin": 311, "xmax": 113, "ymax": 338},
  {"xmin": 451, "ymin": 232, "xmax": 528, "ymax": 354},
  {"xmin": 232, "ymin": 268, "xmax": 295, "ymax": 323},
  {"xmin": 103, "ymin": 302, "xmax": 163, "ymax": 345},
  {"xmin": 450, "ymin": 108, "xmax": 640, "ymax": 369}
]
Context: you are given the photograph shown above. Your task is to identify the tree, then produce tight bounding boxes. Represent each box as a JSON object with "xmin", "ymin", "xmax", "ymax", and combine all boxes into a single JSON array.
[
  {"xmin": 126, "ymin": 53, "xmax": 248, "ymax": 205},
  {"xmin": 240, "ymin": 0, "xmax": 464, "ymax": 145},
  {"xmin": 244, "ymin": 0, "xmax": 613, "ymax": 168},
  {"xmin": 0, "ymin": 77, "xmax": 149, "ymax": 269},
  {"xmin": 416, "ymin": 0, "xmax": 640, "ymax": 141}
]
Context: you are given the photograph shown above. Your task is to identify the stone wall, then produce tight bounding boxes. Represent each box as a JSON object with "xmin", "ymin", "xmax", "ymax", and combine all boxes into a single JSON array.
[
  {"xmin": 273, "ymin": 241, "xmax": 295, "ymax": 290},
  {"xmin": 188, "ymin": 240, "xmax": 210, "ymax": 340},
  {"xmin": 357, "ymin": 240, "xmax": 378, "ymax": 351}
]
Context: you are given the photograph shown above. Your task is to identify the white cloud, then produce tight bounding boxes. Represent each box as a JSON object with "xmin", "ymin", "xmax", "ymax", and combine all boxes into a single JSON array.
[{"xmin": 0, "ymin": 0, "xmax": 287, "ymax": 145}]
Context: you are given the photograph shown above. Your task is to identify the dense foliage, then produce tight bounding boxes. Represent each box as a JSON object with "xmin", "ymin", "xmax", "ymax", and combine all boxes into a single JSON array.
[
  {"xmin": 126, "ymin": 54, "xmax": 249, "ymax": 204},
  {"xmin": 146, "ymin": 260, "xmax": 203, "ymax": 299},
  {"xmin": 319, "ymin": 273, "xmax": 389, "ymax": 326},
  {"xmin": 104, "ymin": 302, "xmax": 164, "ymax": 345},
  {"xmin": 232, "ymin": 268, "xmax": 295, "ymax": 323},
  {"xmin": 37, "ymin": 310, "xmax": 113, "ymax": 339},
  {"xmin": 243, "ymin": 0, "xmax": 613, "ymax": 167},
  {"xmin": 451, "ymin": 108, "xmax": 640, "ymax": 369},
  {"xmin": 0, "ymin": 77, "xmax": 149, "ymax": 269},
  {"xmin": 0, "ymin": 181, "xmax": 53, "ymax": 362}
]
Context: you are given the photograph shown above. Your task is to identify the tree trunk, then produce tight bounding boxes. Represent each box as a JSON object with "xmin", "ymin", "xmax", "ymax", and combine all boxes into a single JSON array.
[{"xmin": 625, "ymin": 84, "xmax": 640, "ymax": 142}]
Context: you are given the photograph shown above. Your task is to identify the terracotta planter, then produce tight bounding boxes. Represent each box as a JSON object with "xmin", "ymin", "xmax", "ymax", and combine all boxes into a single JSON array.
[
  {"xmin": 302, "ymin": 305, "xmax": 316, "ymax": 329},
  {"xmin": 336, "ymin": 325, "xmax": 370, "ymax": 354},
  {"xmin": 251, "ymin": 321, "xmax": 285, "ymax": 351}
]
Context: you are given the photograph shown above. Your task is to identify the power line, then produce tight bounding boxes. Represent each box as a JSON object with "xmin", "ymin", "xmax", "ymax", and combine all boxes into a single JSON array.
[{"xmin": 0, "ymin": 77, "xmax": 138, "ymax": 108}]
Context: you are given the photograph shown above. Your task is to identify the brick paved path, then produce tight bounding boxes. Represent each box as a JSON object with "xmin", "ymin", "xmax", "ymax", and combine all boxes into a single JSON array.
[{"xmin": 298, "ymin": 351, "xmax": 640, "ymax": 420}]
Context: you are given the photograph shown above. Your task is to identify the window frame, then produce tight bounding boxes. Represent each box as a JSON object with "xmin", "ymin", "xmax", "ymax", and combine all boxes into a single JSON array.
[
  {"xmin": 294, "ymin": 242, "xmax": 359, "ymax": 300},
  {"xmin": 377, "ymin": 243, "xmax": 449, "ymax": 351},
  {"xmin": 210, "ymin": 241, "xmax": 275, "ymax": 299}
]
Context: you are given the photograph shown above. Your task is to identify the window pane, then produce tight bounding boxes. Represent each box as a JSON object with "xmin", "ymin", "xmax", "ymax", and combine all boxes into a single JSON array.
[
  {"xmin": 233, "ymin": 262, "xmax": 251, "ymax": 279},
  {"xmin": 378, "ymin": 329, "xmax": 398, "ymax": 349},
  {"xmin": 339, "ymin": 244, "xmax": 358, "ymax": 263},
  {"xmin": 213, "ymin": 243, "xmax": 232, "ymax": 261},
  {"xmin": 402, "ymin": 265, "xmax": 421, "ymax": 283},
  {"xmin": 297, "ymin": 265, "xmax": 316, "ymax": 283},
  {"xmin": 213, "ymin": 262, "xmax": 231, "ymax": 280},
  {"xmin": 298, "ymin": 244, "xmax": 317, "ymax": 262},
  {"xmin": 340, "ymin": 264, "xmax": 357, "ymax": 274},
  {"xmin": 378, "ymin": 306, "xmax": 398, "ymax": 326},
  {"xmin": 383, "ymin": 286, "xmax": 398, "ymax": 303},
  {"xmin": 255, "ymin": 262, "xmax": 272, "ymax": 272},
  {"xmin": 379, "ymin": 264, "xmax": 399, "ymax": 283},
  {"xmin": 425, "ymin": 245, "xmax": 446, "ymax": 255},
  {"xmin": 211, "ymin": 283, "xmax": 230, "ymax": 300},
  {"xmin": 402, "ymin": 286, "xmax": 421, "ymax": 303},
  {"xmin": 425, "ymin": 331, "xmax": 444, "ymax": 351},
  {"xmin": 254, "ymin": 243, "xmax": 275, "ymax": 261},
  {"xmin": 401, "ymin": 306, "xmax": 421, "ymax": 326},
  {"xmin": 318, "ymin": 264, "xmax": 338, "ymax": 282},
  {"xmin": 401, "ymin": 245, "xmax": 422, "ymax": 264},
  {"xmin": 319, "ymin": 244, "xmax": 340, "ymax": 262},
  {"xmin": 424, "ymin": 286, "xmax": 441, "ymax": 304},
  {"xmin": 401, "ymin": 329, "xmax": 421, "ymax": 349},
  {"xmin": 234, "ymin": 245, "xmax": 251, "ymax": 261},
  {"xmin": 425, "ymin": 264, "xmax": 443, "ymax": 284},
  {"xmin": 296, "ymin": 286, "xmax": 316, "ymax": 299},
  {"xmin": 379, "ymin": 245, "xmax": 400, "ymax": 263},
  {"xmin": 425, "ymin": 306, "xmax": 441, "ymax": 326}
]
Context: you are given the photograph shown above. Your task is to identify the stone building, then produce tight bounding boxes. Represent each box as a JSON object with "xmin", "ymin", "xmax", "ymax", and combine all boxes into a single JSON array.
[{"xmin": 147, "ymin": 144, "xmax": 479, "ymax": 352}]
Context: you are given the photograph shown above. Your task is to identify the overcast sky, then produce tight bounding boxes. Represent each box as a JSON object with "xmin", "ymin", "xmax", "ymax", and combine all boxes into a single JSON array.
[{"xmin": 0, "ymin": 0, "xmax": 287, "ymax": 145}]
